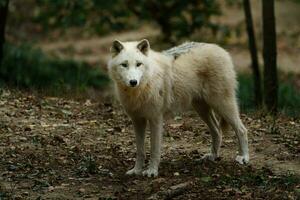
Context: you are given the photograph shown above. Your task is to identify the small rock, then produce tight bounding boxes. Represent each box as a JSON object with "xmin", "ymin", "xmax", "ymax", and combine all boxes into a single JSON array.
[
  {"xmin": 48, "ymin": 186, "xmax": 54, "ymax": 192},
  {"xmin": 106, "ymin": 128, "xmax": 114, "ymax": 133},
  {"xmin": 61, "ymin": 109, "xmax": 72, "ymax": 116},
  {"xmin": 19, "ymin": 137, "xmax": 27, "ymax": 142},
  {"xmin": 169, "ymin": 123, "xmax": 183, "ymax": 129},
  {"xmin": 79, "ymin": 188, "xmax": 85, "ymax": 193},
  {"xmin": 174, "ymin": 116, "xmax": 182, "ymax": 121},
  {"xmin": 84, "ymin": 99, "xmax": 92, "ymax": 106},
  {"xmin": 22, "ymin": 191, "xmax": 29, "ymax": 196}
]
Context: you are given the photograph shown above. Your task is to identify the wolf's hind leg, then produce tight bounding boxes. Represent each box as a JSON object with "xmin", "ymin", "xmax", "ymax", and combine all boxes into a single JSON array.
[
  {"xmin": 143, "ymin": 115, "xmax": 163, "ymax": 177},
  {"xmin": 193, "ymin": 100, "xmax": 222, "ymax": 161},
  {"xmin": 126, "ymin": 117, "xmax": 147, "ymax": 175},
  {"xmin": 211, "ymin": 97, "xmax": 249, "ymax": 164}
]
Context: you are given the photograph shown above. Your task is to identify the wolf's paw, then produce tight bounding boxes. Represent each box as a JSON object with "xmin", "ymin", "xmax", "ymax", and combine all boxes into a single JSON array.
[
  {"xmin": 142, "ymin": 168, "xmax": 158, "ymax": 177},
  {"xmin": 126, "ymin": 167, "xmax": 142, "ymax": 176},
  {"xmin": 201, "ymin": 153, "xmax": 218, "ymax": 161},
  {"xmin": 235, "ymin": 155, "xmax": 249, "ymax": 165}
]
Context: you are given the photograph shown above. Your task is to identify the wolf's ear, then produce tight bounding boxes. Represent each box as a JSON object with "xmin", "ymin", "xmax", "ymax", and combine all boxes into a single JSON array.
[
  {"xmin": 137, "ymin": 39, "xmax": 150, "ymax": 55},
  {"xmin": 111, "ymin": 40, "xmax": 124, "ymax": 57}
]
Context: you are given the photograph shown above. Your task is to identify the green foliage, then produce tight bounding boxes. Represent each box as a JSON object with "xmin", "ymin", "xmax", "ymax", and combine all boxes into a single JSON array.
[
  {"xmin": 8, "ymin": 0, "xmax": 220, "ymax": 40},
  {"xmin": 126, "ymin": 0, "xmax": 220, "ymax": 42},
  {"xmin": 278, "ymin": 78, "xmax": 300, "ymax": 116},
  {"xmin": 0, "ymin": 0, "xmax": 8, "ymax": 7},
  {"xmin": 0, "ymin": 43, "xmax": 109, "ymax": 91},
  {"xmin": 32, "ymin": 0, "xmax": 137, "ymax": 34},
  {"xmin": 238, "ymin": 74, "xmax": 300, "ymax": 116},
  {"xmin": 238, "ymin": 74, "xmax": 257, "ymax": 112}
]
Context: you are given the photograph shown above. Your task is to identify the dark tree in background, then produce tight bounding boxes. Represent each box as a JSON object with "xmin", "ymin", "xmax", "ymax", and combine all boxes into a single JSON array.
[
  {"xmin": 126, "ymin": 0, "xmax": 220, "ymax": 43},
  {"xmin": 243, "ymin": 0, "xmax": 262, "ymax": 107},
  {"xmin": 262, "ymin": 0, "xmax": 278, "ymax": 114},
  {"xmin": 0, "ymin": 0, "xmax": 9, "ymax": 65}
]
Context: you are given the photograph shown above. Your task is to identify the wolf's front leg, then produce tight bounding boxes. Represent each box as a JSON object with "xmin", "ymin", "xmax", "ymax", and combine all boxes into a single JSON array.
[
  {"xmin": 143, "ymin": 115, "xmax": 163, "ymax": 177},
  {"xmin": 126, "ymin": 117, "xmax": 147, "ymax": 176}
]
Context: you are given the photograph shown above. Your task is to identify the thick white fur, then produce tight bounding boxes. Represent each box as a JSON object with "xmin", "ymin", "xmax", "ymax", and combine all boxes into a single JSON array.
[{"xmin": 107, "ymin": 40, "xmax": 249, "ymax": 177}]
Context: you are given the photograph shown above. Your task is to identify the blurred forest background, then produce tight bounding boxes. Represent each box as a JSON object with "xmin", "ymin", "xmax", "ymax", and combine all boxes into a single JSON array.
[{"xmin": 0, "ymin": 0, "xmax": 299, "ymax": 115}]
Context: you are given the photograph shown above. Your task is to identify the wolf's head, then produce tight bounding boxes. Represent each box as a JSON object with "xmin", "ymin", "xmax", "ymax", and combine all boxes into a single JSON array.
[{"xmin": 107, "ymin": 39, "xmax": 151, "ymax": 88}]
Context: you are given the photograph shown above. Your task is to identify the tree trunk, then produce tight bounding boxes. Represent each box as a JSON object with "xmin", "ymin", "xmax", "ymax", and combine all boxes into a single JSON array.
[
  {"xmin": 243, "ymin": 0, "xmax": 262, "ymax": 107},
  {"xmin": 0, "ymin": 0, "xmax": 9, "ymax": 65},
  {"xmin": 262, "ymin": 0, "xmax": 278, "ymax": 114}
]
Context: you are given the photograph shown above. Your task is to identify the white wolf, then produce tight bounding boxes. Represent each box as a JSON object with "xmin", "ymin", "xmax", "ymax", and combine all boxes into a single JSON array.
[{"xmin": 107, "ymin": 39, "xmax": 249, "ymax": 177}]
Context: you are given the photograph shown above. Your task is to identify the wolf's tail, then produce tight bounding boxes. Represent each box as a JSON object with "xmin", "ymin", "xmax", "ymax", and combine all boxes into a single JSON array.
[{"xmin": 220, "ymin": 118, "xmax": 230, "ymax": 134}]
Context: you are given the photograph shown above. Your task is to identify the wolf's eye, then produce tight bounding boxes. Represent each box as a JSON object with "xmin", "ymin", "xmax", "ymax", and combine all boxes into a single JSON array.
[
  {"xmin": 121, "ymin": 63, "xmax": 128, "ymax": 68},
  {"xmin": 136, "ymin": 62, "xmax": 142, "ymax": 67}
]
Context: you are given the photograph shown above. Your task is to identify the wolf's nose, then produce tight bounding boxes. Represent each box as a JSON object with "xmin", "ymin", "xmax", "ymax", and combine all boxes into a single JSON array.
[{"xmin": 129, "ymin": 79, "xmax": 137, "ymax": 87}]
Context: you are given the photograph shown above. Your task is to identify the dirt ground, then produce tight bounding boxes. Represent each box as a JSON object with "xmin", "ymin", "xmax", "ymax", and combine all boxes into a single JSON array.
[{"xmin": 0, "ymin": 89, "xmax": 299, "ymax": 199}]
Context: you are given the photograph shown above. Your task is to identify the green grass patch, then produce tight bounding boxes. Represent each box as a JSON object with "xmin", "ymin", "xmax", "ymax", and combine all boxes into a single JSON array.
[
  {"xmin": 0, "ymin": 43, "xmax": 109, "ymax": 93},
  {"xmin": 238, "ymin": 74, "xmax": 300, "ymax": 116}
]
